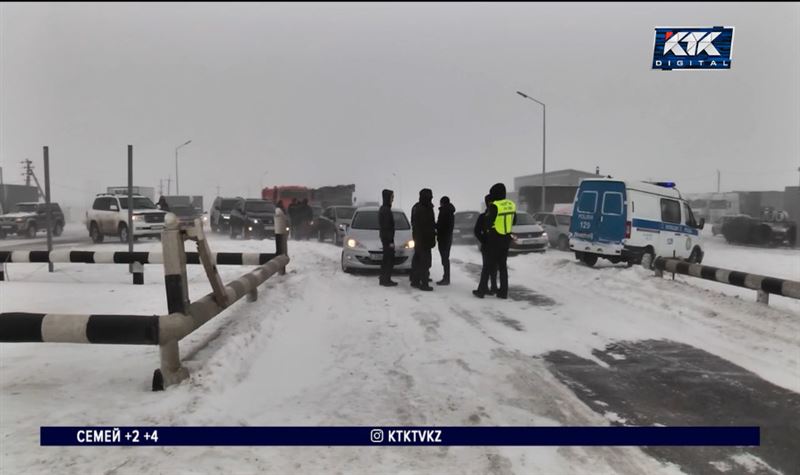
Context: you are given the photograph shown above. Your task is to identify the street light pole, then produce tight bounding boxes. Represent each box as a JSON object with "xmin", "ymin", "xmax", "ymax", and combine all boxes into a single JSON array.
[
  {"xmin": 516, "ymin": 91, "xmax": 547, "ymax": 212},
  {"xmin": 174, "ymin": 140, "xmax": 192, "ymax": 195}
]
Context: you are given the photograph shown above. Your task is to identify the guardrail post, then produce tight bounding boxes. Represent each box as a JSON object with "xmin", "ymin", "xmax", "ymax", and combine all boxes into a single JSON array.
[
  {"xmin": 275, "ymin": 209, "xmax": 288, "ymax": 276},
  {"xmin": 132, "ymin": 261, "xmax": 144, "ymax": 285},
  {"xmin": 153, "ymin": 213, "xmax": 190, "ymax": 391},
  {"xmin": 757, "ymin": 290, "xmax": 769, "ymax": 305}
]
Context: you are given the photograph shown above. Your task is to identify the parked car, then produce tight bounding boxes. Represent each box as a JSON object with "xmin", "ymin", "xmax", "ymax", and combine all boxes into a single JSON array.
[
  {"xmin": 170, "ymin": 205, "xmax": 202, "ymax": 229},
  {"xmin": 317, "ymin": 205, "xmax": 356, "ymax": 245},
  {"xmin": 341, "ymin": 207, "xmax": 414, "ymax": 273},
  {"xmin": 229, "ymin": 198, "xmax": 276, "ymax": 240},
  {"xmin": 86, "ymin": 194, "xmax": 166, "ymax": 243},
  {"xmin": 532, "ymin": 212, "xmax": 572, "ymax": 251},
  {"xmin": 0, "ymin": 202, "xmax": 65, "ymax": 239},
  {"xmin": 452, "ymin": 211, "xmax": 480, "ymax": 244},
  {"xmin": 712, "ymin": 214, "xmax": 749, "ymax": 236},
  {"xmin": 508, "ymin": 212, "xmax": 548, "ymax": 254},
  {"xmin": 209, "ymin": 196, "xmax": 239, "ymax": 233},
  {"xmin": 721, "ymin": 213, "xmax": 796, "ymax": 247}
]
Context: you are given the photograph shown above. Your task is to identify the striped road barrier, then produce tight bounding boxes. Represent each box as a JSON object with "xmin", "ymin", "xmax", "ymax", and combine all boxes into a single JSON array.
[{"xmin": 653, "ymin": 257, "xmax": 800, "ymax": 305}]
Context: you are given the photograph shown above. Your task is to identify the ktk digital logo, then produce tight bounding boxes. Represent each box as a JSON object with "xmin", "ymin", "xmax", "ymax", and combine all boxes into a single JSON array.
[{"xmin": 652, "ymin": 26, "xmax": 734, "ymax": 71}]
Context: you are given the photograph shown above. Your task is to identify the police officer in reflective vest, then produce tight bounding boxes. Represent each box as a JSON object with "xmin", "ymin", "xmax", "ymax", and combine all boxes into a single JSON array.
[{"xmin": 473, "ymin": 182, "xmax": 516, "ymax": 299}]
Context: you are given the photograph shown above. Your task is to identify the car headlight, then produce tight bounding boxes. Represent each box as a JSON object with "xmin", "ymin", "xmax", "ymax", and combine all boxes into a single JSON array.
[
  {"xmin": 132, "ymin": 215, "xmax": 142, "ymax": 221},
  {"xmin": 542, "ymin": 232, "xmax": 548, "ymax": 238},
  {"xmin": 338, "ymin": 224, "xmax": 346, "ymax": 231},
  {"xmin": 510, "ymin": 233, "xmax": 518, "ymax": 241},
  {"xmin": 404, "ymin": 239, "xmax": 415, "ymax": 249},
  {"xmin": 252, "ymin": 219, "xmax": 259, "ymax": 224},
  {"xmin": 202, "ymin": 215, "xmax": 208, "ymax": 222},
  {"xmin": 346, "ymin": 238, "xmax": 358, "ymax": 248},
  {"xmin": 15, "ymin": 218, "xmax": 25, "ymax": 222},
  {"xmin": 310, "ymin": 220, "xmax": 314, "ymax": 225},
  {"xmin": 222, "ymin": 214, "xmax": 230, "ymax": 219}
]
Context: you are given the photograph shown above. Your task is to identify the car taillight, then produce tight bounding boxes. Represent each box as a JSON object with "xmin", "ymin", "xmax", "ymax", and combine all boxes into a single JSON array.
[{"xmin": 625, "ymin": 221, "xmax": 631, "ymax": 239}]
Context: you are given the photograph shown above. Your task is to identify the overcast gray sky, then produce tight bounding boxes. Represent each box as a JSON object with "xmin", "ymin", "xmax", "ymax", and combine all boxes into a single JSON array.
[{"xmin": 1, "ymin": 2, "xmax": 798, "ymax": 212}]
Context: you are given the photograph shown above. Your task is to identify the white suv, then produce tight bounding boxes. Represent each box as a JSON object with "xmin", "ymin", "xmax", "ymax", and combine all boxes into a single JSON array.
[{"xmin": 86, "ymin": 194, "xmax": 167, "ymax": 243}]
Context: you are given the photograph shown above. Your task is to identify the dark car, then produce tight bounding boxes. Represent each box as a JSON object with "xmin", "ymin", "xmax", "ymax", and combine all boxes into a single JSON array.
[
  {"xmin": 210, "ymin": 197, "xmax": 239, "ymax": 233},
  {"xmin": 229, "ymin": 198, "xmax": 276, "ymax": 240},
  {"xmin": 317, "ymin": 205, "xmax": 356, "ymax": 245},
  {"xmin": 0, "ymin": 202, "xmax": 65, "ymax": 239},
  {"xmin": 452, "ymin": 211, "xmax": 480, "ymax": 244}
]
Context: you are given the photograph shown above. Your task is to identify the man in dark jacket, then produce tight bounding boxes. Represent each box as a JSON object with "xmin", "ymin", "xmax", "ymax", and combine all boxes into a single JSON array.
[
  {"xmin": 378, "ymin": 189, "xmax": 398, "ymax": 287},
  {"xmin": 435, "ymin": 196, "xmax": 455, "ymax": 285},
  {"xmin": 473, "ymin": 194, "xmax": 497, "ymax": 294},
  {"xmin": 288, "ymin": 199, "xmax": 299, "ymax": 239},
  {"xmin": 410, "ymin": 188, "xmax": 436, "ymax": 291},
  {"xmin": 474, "ymin": 183, "xmax": 515, "ymax": 299}
]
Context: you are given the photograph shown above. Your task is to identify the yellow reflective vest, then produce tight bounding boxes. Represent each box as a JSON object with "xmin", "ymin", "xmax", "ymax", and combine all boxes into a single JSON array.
[{"xmin": 492, "ymin": 199, "xmax": 516, "ymax": 235}]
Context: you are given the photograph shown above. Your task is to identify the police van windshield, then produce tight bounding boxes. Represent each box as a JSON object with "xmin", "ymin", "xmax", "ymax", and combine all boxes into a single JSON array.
[
  {"xmin": 515, "ymin": 213, "xmax": 536, "ymax": 225},
  {"xmin": 351, "ymin": 211, "xmax": 410, "ymax": 230}
]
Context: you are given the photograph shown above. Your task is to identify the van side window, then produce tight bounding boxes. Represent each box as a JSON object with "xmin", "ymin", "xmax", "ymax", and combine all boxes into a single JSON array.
[
  {"xmin": 602, "ymin": 192, "xmax": 623, "ymax": 216},
  {"xmin": 661, "ymin": 199, "xmax": 681, "ymax": 224},
  {"xmin": 577, "ymin": 191, "xmax": 597, "ymax": 213}
]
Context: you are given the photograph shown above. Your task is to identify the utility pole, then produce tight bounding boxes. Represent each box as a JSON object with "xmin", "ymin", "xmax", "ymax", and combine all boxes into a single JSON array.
[
  {"xmin": 21, "ymin": 159, "xmax": 33, "ymax": 186},
  {"xmin": 216, "ymin": 184, "xmax": 221, "ymax": 196},
  {"xmin": 166, "ymin": 177, "xmax": 172, "ymax": 195},
  {"xmin": 716, "ymin": 169, "xmax": 721, "ymax": 193},
  {"xmin": 159, "ymin": 179, "xmax": 164, "ymax": 196},
  {"xmin": 21, "ymin": 158, "xmax": 45, "ymax": 199}
]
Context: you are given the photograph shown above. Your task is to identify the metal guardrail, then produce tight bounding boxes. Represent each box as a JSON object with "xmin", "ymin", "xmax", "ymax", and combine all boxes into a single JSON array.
[
  {"xmin": 0, "ymin": 210, "xmax": 291, "ymax": 391},
  {"xmin": 653, "ymin": 257, "xmax": 800, "ymax": 305},
  {"xmin": 0, "ymin": 250, "xmax": 278, "ymax": 284}
]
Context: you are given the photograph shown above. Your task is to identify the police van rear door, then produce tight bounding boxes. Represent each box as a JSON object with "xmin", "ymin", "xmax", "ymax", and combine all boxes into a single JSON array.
[{"xmin": 597, "ymin": 183, "xmax": 626, "ymax": 244}]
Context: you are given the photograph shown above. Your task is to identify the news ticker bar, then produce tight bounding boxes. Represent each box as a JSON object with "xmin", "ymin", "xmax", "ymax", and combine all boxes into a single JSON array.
[{"xmin": 40, "ymin": 427, "xmax": 760, "ymax": 446}]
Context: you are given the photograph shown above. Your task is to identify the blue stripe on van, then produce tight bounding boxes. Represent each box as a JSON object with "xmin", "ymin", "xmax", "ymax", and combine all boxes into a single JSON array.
[{"xmin": 631, "ymin": 218, "xmax": 699, "ymax": 236}]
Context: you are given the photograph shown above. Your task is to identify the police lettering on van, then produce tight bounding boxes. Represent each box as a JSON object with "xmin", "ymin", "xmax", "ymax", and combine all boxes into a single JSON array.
[{"xmin": 569, "ymin": 179, "xmax": 705, "ymax": 268}]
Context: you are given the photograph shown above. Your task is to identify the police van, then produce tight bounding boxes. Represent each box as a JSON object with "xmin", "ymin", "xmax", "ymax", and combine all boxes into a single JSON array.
[{"xmin": 568, "ymin": 178, "xmax": 705, "ymax": 267}]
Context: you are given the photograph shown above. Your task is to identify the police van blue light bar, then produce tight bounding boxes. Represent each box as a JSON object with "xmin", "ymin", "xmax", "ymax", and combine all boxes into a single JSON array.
[{"xmin": 654, "ymin": 182, "xmax": 676, "ymax": 188}]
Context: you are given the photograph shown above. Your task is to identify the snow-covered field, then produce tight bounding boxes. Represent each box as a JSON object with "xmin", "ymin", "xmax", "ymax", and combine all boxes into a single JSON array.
[{"xmin": 1, "ymin": 233, "xmax": 798, "ymax": 474}]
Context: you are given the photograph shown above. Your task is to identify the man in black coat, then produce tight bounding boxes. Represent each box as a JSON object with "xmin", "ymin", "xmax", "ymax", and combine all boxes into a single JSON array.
[
  {"xmin": 435, "ymin": 196, "xmax": 455, "ymax": 285},
  {"xmin": 410, "ymin": 188, "xmax": 436, "ymax": 291},
  {"xmin": 378, "ymin": 189, "xmax": 398, "ymax": 287},
  {"xmin": 474, "ymin": 183, "xmax": 515, "ymax": 299},
  {"xmin": 473, "ymin": 194, "xmax": 497, "ymax": 294}
]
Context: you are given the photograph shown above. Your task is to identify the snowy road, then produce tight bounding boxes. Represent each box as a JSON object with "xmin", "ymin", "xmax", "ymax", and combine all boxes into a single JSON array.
[{"xmin": 1, "ymin": 235, "xmax": 798, "ymax": 474}]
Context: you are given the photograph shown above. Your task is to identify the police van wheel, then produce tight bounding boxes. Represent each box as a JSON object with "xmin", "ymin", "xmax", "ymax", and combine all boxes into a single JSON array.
[
  {"xmin": 688, "ymin": 247, "xmax": 702, "ymax": 264},
  {"xmin": 640, "ymin": 249, "xmax": 655, "ymax": 270},
  {"xmin": 580, "ymin": 253, "xmax": 598, "ymax": 267},
  {"xmin": 26, "ymin": 224, "xmax": 37, "ymax": 239}
]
